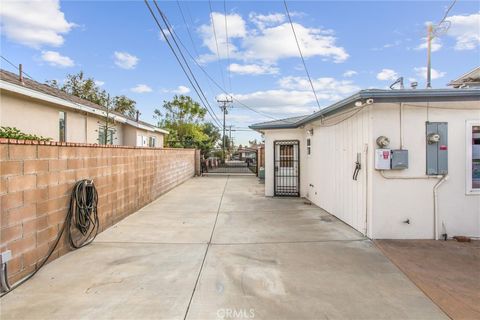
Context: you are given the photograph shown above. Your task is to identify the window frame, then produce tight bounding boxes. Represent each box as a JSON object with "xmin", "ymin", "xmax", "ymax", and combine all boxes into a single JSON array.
[
  {"xmin": 148, "ymin": 136, "xmax": 156, "ymax": 148},
  {"xmin": 59, "ymin": 111, "xmax": 66, "ymax": 142},
  {"xmin": 466, "ymin": 120, "xmax": 480, "ymax": 195}
]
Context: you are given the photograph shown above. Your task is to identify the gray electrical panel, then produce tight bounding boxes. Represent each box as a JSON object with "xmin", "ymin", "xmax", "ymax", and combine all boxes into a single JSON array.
[
  {"xmin": 426, "ymin": 122, "xmax": 448, "ymax": 175},
  {"xmin": 391, "ymin": 149, "xmax": 408, "ymax": 169}
]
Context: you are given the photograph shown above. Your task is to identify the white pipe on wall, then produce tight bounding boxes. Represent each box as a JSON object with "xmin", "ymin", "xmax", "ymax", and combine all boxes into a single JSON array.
[{"xmin": 433, "ymin": 175, "xmax": 448, "ymax": 240}]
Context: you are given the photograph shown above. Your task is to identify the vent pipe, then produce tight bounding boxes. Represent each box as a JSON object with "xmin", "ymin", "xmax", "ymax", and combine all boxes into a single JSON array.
[
  {"xmin": 135, "ymin": 110, "xmax": 140, "ymax": 122},
  {"xmin": 18, "ymin": 64, "xmax": 24, "ymax": 83}
]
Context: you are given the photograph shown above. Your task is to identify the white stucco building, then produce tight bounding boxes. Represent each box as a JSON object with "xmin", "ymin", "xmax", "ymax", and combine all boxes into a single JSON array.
[
  {"xmin": 0, "ymin": 69, "xmax": 167, "ymax": 147},
  {"xmin": 251, "ymin": 88, "xmax": 480, "ymax": 240}
]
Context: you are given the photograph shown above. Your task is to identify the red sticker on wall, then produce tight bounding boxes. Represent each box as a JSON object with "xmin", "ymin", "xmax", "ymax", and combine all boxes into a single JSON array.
[{"xmin": 439, "ymin": 145, "xmax": 447, "ymax": 150}]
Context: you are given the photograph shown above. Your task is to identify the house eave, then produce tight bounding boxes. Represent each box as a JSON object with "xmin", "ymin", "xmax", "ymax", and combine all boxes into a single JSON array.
[{"xmin": 0, "ymin": 80, "xmax": 168, "ymax": 134}]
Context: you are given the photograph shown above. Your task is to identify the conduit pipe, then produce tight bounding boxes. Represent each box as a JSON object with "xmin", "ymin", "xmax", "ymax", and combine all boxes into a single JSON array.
[{"xmin": 433, "ymin": 175, "xmax": 448, "ymax": 240}]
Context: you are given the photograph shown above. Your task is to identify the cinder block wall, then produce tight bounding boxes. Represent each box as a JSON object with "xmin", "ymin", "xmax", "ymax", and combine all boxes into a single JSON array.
[{"xmin": 0, "ymin": 140, "xmax": 195, "ymax": 283}]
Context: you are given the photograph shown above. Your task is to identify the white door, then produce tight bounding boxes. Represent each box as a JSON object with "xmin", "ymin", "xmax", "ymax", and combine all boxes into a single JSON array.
[{"xmin": 274, "ymin": 141, "xmax": 299, "ymax": 196}]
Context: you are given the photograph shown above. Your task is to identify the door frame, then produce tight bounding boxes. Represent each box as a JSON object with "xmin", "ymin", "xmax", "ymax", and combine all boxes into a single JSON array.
[{"xmin": 273, "ymin": 140, "xmax": 300, "ymax": 197}]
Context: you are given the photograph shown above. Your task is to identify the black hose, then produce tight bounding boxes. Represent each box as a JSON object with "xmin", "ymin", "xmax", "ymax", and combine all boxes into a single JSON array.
[{"xmin": 0, "ymin": 179, "xmax": 99, "ymax": 297}]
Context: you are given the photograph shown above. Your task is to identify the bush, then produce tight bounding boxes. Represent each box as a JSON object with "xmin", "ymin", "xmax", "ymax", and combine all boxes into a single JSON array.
[{"xmin": 0, "ymin": 127, "xmax": 52, "ymax": 141}]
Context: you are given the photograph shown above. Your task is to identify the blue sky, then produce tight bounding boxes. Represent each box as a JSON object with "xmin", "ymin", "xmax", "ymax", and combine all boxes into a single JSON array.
[{"xmin": 1, "ymin": 0, "xmax": 479, "ymax": 145}]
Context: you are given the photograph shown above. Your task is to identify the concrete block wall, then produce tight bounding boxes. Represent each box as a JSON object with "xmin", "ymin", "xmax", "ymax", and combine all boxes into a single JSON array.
[{"xmin": 0, "ymin": 139, "xmax": 195, "ymax": 283}]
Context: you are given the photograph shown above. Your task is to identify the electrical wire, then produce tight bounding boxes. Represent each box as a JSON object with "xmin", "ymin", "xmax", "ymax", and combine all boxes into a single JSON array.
[
  {"xmin": 175, "ymin": 0, "xmax": 223, "ymax": 116},
  {"xmin": 0, "ymin": 180, "xmax": 99, "ymax": 297},
  {"xmin": 159, "ymin": 10, "xmax": 279, "ymax": 121},
  {"xmin": 223, "ymin": 0, "xmax": 232, "ymax": 92},
  {"xmin": 176, "ymin": 0, "xmax": 200, "ymax": 57},
  {"xmin": 144, "ymin": 0, "xmax": 222, "ymax": 128},
  {"xmin": 0, "ymin": 55, "xmax": 34, "ymax": 79},
  {"xmin": 208, "ymin": 0, "xmax": 226, "ymax": 90},
  {"xmin": 283, "ymin": 0, "xmax": 322, "ymax": 113},
  {"xmin": 152, "ymin": 0, "xmax": 222, "ymax": 128}
]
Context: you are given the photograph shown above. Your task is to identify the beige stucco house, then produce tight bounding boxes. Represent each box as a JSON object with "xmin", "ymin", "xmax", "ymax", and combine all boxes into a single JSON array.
[
  {"xmin": 0, "ymin": 69, "xmax": 167, "ymax": 147},
  {"xmin": 251, "ymin": 88, "xmax": 480, "ymax": 240}
]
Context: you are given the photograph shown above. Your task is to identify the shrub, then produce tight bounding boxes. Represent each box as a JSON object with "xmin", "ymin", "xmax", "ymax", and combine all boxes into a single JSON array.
[{"xmin": 0, "ymin": 127, "xmax": 52, "ymax": 141}]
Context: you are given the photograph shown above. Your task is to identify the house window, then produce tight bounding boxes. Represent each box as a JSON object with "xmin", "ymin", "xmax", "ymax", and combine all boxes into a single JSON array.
[
  {"xmin": 307, "ymin": 138, "xmax": 311, "ymax": 155},
  {"xmin": 59, "ymin": 111, "xmax": 66, "ymax": 142},
  {"xmin": 148, "ymin": 136, "xmax": 156, "ymax": 148},
  {"xmin": 98, "ymin": 127, "xmax": 114, "ymax": 145},
  {"xmin": 467, "ymin": 120, "xmax": 480, "ymax": 194}
]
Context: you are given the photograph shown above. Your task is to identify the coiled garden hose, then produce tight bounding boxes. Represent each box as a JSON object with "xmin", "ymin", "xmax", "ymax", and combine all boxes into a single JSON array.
[{"xmin": 0, "ymin": 179, "xmax": 99, "ymax": 297}]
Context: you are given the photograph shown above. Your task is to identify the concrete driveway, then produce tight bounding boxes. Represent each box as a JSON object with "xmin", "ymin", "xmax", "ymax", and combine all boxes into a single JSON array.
[{"xmin": 1, "ymin": 176, "xmax": 447, "ymax": 319}]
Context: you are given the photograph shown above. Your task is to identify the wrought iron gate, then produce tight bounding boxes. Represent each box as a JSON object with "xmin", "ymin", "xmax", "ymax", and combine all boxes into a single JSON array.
[
  {"xmin": 202, "ymin": 149, "xmax": 258, "ymax": 175},
  {"xmin": 274, "ymin": 140, "xmax": 299, "ymax": 196}
]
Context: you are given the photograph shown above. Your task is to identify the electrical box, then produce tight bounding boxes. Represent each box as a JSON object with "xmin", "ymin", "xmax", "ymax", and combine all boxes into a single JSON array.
[
  {"xmin": 391, "ymin": 149, "xmax": 408, "ymax": 169},
  {"xmin": 375, "ymin": 149, "xmax": 391, "ymax": 170},
  {"xmin": 426, "ymin": 122, "xmax": 448, "ymax": 175}
]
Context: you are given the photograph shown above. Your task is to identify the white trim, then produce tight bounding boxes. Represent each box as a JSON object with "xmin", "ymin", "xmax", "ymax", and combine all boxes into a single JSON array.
[
  {"xmin": 0, "ymin": 80, "xmax": 168, "ymax": 134},
  {"xmin": 466, "ymin": 120, "xmax": 480, "ymax": 195}
]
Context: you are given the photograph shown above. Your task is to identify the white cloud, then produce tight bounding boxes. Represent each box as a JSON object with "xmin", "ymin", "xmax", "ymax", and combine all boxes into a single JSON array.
[
  {"xmin": 114, "ymin": 51, "xmax": 139, "ymax": 69},
  {"xmin": 198, "ymin": 12, "xmax": 348, "ymax": 64},
  {"xmin": 131, "ymin": 84, "xmax": 152, "ymax": 93},
  {"xmin": 414, "ymin": 67, "xmax": 446, "ymax": 80},
  {"xmin": 343, "ymin": 70, "xmax": 357, "ymax": 77},
  {"xmin": 446, "ymin": 13, "xmax": 480, "ymax": 50},
  {"xmin": 94, "ymin": 80, "xmax": 105, "ymax": 87},
  {"xmin": 278, "ymin": 76, "xmax": 360, "ymax": 101},
  {"xmin": 249, "ymin": 12, "xmax": 286, "ymax": 29},
  {"xmin": 229, "ymin": 63, "xmax": 279, "ymax": 75},
  {"xmin": 232, "ymin": 89, "xmax": 317, "ymax": 115},
  {"xmin": 167, "ymin": 85, "xmax": 191, "ymax": 94},
  {"xmin": 174, "ymin": 85, "xmax": 190, "ymax": 94},
  {"xmin": 0, "ymin": 0, "xmax": 74, "ymax": 48},
  {"xmin": 376, "ymin": 69, "xmax": 398, "ymax": 81},
  {"xmin": 415, "ymin": 37, "xmax": 442, "ymax": 52},
  {"xmin": 229, "ymin": 76, "xmax": 360, "ymax": 117},
  {"xmin": 40, "ymin": 51, "xmax": 74, "ymax": 67}
]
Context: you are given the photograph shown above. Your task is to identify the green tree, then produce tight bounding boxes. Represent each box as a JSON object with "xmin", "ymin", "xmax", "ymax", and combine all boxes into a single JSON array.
[
  {"xmin": 113, "ymin": 95, "xmax": 137, "ymax": 118},
  {"xmin": 154, "ymin": 95, "xmax": 220, "ymax": 154},
  {"xmin": 46, "ymin": 71, "xmax": 137, "ymax": 118}
]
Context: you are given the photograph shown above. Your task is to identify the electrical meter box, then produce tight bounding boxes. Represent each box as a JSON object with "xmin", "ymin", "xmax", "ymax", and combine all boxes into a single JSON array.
[
  {"xmin": 375, "ymin": 149, "xmax": 391, "ymax": 170},
  {"xmin": 426, "ymin": 122, "xmax": 448, "ymax": 175},
  {"xmin": 391, "ymin": 149, "xmax": 408, "ymax": 169}
]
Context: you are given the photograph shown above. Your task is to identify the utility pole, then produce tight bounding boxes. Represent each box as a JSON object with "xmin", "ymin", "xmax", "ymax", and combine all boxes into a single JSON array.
[{"xmin": 217, "ymin": 97, "xmax": 232, "ymax": 161}]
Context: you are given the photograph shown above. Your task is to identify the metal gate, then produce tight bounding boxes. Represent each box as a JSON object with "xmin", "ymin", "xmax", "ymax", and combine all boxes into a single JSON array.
[
  {"xmin": 202, "ymin": 149, "xmax": 258, "ymax": 175},
  {"xmin": 274, "ymin": 140, "xmax": 300, "ymax": 196}
]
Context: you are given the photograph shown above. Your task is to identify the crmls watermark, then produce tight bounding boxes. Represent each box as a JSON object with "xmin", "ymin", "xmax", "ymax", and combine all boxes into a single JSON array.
[{"xmin": 216, "ymin": 308, "xmax": 255, "ymax": 319}]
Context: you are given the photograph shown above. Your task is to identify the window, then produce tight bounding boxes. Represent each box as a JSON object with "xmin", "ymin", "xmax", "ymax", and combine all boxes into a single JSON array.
[
  {"xmin": 98, "ymin": 127, "xmax": 114, "ymax": 145},
  {"xmin": 307, "ymin": 138, "xmax": 311, "ymax": 155},
  {"xmin": 148, "ymin": 136, "xmax": 156, "ymax": 148},
  {"xmin": 59, "ymin": 111, "xmax": 66, "ymax": 142},
  {"xmin": 467, "ymin": 121, "xmax": 480, "ymax": 194}
]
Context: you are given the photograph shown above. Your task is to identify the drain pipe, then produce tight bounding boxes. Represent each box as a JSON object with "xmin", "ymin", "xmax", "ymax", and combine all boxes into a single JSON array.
[{"xmin": 433, "ymin": 175, "xmax": 448, "ymax": 240}]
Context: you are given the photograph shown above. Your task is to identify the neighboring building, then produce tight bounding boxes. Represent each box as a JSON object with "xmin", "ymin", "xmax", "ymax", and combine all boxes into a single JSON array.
[
  {"xmin": 251, "ymin": 88, "xmax": 480, "ymax": 240},
  {"xmin": 448, "ymin": 66, "xmax": 480, "ymax": 88},
  {"xmin": 0, "ymin": 69, "xmax": 167, "ymax": 147}
]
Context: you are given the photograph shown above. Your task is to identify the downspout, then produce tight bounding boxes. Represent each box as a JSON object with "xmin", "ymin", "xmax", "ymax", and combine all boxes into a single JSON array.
[{"xmin": 433, "ymin": 175, "xmax": 448, "ymax": 240}]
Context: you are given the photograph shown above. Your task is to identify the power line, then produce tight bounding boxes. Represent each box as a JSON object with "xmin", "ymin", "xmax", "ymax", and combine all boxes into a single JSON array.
[
  {"xmin": 0, "ymin": 56, "xmax": 34, "ymax": 79},
  {"xmin": 223, "ymin": 0, "xmax": 232, "ymax": 92},
  {"xmin": 176, "ymin": 0, "xmax": 219, "ymax": 110},
  {"xmin": 208, "ymin": 0, "xmax": 227, "ymax": 90},
  {"xmin": 153, "ymin": 1, "xmax": 222, "ymax": 127},
  {"xmin": 175, "ymin": 0, "xmax": 199, "ymax": 57},
  {"xmin": 159, "ymin": 7, "xmax": 279, "ymax": 121},
  {"xmin": 283, "ymin": 0, "xmax": 322, "ymax": 112},
  {"xmin": 145, "ymin": 0, "xmax": 222, "ymax": 128}
]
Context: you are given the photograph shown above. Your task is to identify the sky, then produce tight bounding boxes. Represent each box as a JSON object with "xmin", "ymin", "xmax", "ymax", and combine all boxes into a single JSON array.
[{"xmin": 1, "ymin": 0, "xmax": 479, "ymax": 146}]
